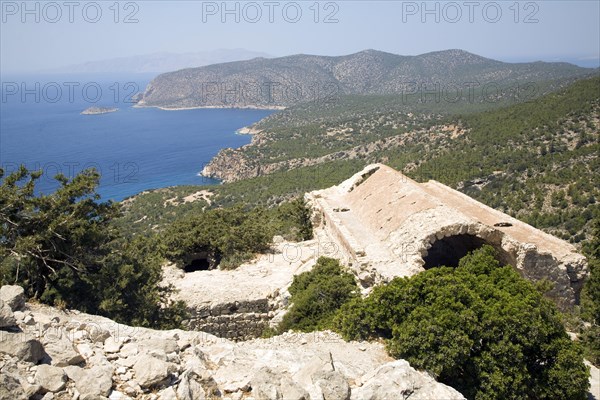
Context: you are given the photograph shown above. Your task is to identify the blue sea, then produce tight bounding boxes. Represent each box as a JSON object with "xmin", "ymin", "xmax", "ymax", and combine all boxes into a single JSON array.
[{"xmin": 0, "ymin": 74, "xmax": 273, "ymax": 201}]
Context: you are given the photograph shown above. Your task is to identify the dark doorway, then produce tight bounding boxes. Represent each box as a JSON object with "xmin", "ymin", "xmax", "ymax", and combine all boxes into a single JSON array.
[
  {"xmin": 184, "ymin": 257, "xmax": 210, "ymax": 272},
  {"xmin": 423, "ymin": 234, "xmax": 489, "ymax": 269}
]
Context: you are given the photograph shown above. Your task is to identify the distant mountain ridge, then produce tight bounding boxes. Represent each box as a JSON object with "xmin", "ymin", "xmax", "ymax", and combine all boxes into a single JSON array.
[
  {"xmin": 45, "ymin": 49, "xmax": 271, "ymax": 74},
  {"xmin": 137, "ymin": 49, "xmax": 595, "ymax": 109}
]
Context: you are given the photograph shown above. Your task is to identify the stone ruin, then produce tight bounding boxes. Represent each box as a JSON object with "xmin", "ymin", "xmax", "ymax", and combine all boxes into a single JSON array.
[
  {"xmin": 306, "ymin": 163, "xmax": 589, "ymax": 310},
  {"xmin": 169, "ymin": 164, "xmax": 588, "ymax": 341}
]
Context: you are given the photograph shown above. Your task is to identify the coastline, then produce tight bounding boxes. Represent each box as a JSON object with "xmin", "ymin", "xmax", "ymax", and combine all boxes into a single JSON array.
[
  {"xmin": 133, "ymin": 103, "xmax": 285, "ymax": 111},
  {"xmin": 236, "ymin": 126, "xmax": 263, "ymax": 135}
]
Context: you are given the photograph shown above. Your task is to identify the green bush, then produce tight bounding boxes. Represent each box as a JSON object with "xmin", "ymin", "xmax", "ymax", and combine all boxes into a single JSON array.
[
  {"xmin": 160, "ymin": 206, "xmax": 274, "ymax": 269},
  {"xmin": 0, "ymin": 166, "xmax": 187, "ymax": 329},
  {"xmin": 278, "ymin": 257, "xmax": 358, "ymax": 332},
  {"xmin": 334, "ymin": 246, "xmax": 590, "ymax": 400},
  {"xmin": 581, "ymin": 217, "xmax": 600, "ymax": 365}
]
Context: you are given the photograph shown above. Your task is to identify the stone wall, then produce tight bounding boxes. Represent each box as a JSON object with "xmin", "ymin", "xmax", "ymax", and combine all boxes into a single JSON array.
[{"xmin": 184, "ymin": 299, "xmax": 272, "ymax": 341}]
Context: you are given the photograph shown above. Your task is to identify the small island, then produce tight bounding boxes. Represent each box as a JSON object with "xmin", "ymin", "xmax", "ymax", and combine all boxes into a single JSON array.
[{"xmin": 81, "ymin": 106, "xmax": 118, "ymax": 115}]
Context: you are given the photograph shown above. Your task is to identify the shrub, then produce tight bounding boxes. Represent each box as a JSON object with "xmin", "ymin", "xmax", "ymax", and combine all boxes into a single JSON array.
[
  {"xmin": 0, "ymin": 166, "xmax": 187, "ymax": 328},
  {"xmin": 334, "ymin": 246, "xmax": 590, "ymax": 400},
  {"xmin": 160, "ymin": 206, "xmax": 274, "ymax": 269},
  {"xmin": 278, "ymin": 257, "xmax": 358, "ymax": 332}
]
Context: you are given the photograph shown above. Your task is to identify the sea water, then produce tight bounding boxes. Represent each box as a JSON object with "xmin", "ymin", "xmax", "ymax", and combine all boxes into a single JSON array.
[{"xmin": 0, "ymin": 74, "xmax": 272, "ymax": 201}]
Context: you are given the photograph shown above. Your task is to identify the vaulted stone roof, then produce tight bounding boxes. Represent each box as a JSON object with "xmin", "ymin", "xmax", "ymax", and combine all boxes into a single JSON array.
[{"xmin": 307, "ymin": 164, "xmax": 588, "ymax": 309}]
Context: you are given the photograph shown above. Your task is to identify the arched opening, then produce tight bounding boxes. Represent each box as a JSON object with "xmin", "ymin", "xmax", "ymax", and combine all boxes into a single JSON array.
[
  {"xmin": 183, "ymin": 251, "xmax": 220, "ymax": 272},
  {"xmin": 423, "ymin": 234, "xmax": 508, "ymax": 269},
  {"xmin": 184, "ymin": 257, "xmax": 210, "ymax": 273}
]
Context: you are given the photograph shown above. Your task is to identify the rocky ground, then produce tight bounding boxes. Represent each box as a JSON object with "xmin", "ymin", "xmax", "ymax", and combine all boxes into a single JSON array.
[{"xmin": 0, "ymin": 285, "xmax": 466, "ymax": 400}]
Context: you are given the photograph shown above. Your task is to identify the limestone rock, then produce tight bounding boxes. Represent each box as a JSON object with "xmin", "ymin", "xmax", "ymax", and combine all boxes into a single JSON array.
[
  {"xmin": 119, "ymin": 342, "xmax": 139, "ymax": 358},
  {"xmin": 0, "ymin": 373, "xmax": 26, "ymax": 400},
  {"xmin": 352, "ymin": 360, "xmax": 466, "ymax": 400},
  {"xmin": 83, "ymin": 323, "xmax": 111, "ymax": 343},
  {"xmin": 35, "ymin": 364, "xmax": 67, "ymax": 393},
  {"xmin": 0, "ymin": 300, "xmax": 17, "ymax": 328},
  {"xmin": 133, "ymin": 354, "xmax": 175, "ymax": 388},
  {"xmin": 64, "ymin": 365, "xmax": 113, "ymax": 398},
  {"xmin": 140, "ymin": 337, "xmax": 179, "ymax": 354},
  {"xmin": 177, "ymin": 370, "xmax": 207, "ymax": 400},
  {"xmin": 42, "ymin": 334, "xmax": 84, "ymax": 366},
  {"xmin": 104, "ymin": 337, "xmax": 123, "ymax": 353},
  {"xmin": 0, "ymin": 285, "xmax": 25, "ymax": 311},
  {"xmin": 251, "ymin": 367, "xmax": 309, "ymax": 400},
  {"xmin": 313, "ymin": 370, "xmax": 350, "ymax": 400},
  {"xmin": 108, "ymin": 391, "xmax": 133, "ymax": 400},
  {"xmin": 0, "ymin": 331, "xmax": 45, "ymax": 363},
  {"xmin": 158, "ymin": 386, "xmax": 177, "ymax": 400}
]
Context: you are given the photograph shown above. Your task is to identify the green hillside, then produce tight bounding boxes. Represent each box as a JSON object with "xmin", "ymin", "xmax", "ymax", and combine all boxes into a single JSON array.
[{"xmin": 119, "ymin": 76, "xmax": 599, "ymax": 244}]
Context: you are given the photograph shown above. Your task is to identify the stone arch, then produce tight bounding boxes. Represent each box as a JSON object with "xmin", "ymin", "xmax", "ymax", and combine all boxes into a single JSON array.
[
  {"xmin": 183, "ymin": 251, "xmax": 220, "ymax": 272},
  {"xmin": 419, "ymin": 224, "xmax": 518, "ymax": 270}
]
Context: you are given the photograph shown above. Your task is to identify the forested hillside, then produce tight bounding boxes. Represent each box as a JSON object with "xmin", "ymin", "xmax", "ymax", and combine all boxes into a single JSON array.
[{"xmin": 121, "ymin": 76, "xmax": 599, "ymax": 245}]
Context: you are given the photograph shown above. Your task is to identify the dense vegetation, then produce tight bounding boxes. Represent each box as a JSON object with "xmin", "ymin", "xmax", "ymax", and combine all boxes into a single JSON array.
[
  {"xmin": 0, "ymin": 167, "xmax": 187, "ymax": 328},
  {"xmin": 274, "ymin": 248, "xmax": 590, "ymax": 399},
  {"xmin": 165, "ymin": 76, "xmax": 599, "ymax": 244},
  {"xmin": 580, "ymin": 218, "xmax": 600, "ymax": 365},
  {"xmin": 276, "ymin": 257, "xmax": 358, "ymax": 333},
  {"xmin": 160, "ymin": 206, "xmax": 273, "ymax": 270}
]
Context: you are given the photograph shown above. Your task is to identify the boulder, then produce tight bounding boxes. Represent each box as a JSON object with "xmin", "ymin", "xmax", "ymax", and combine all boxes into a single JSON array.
[
  {"xmin": 83, "ymin": 323, "xmax": 111, "ymax": 343},
  {"xmin": 140, "ymin": 337, "xmax": 180, "ymax": 355},
  {"xmin": 34, "ymin": 364, "xmax": 67, "ymax": 393},
  {"xmin": 108, "ymin": 391, "xmax": 133, "ymax": 400},
  {"xmin": 351, "ymin": 360, "xmax": 466, "ymax": 400},
  {"xmin": 0, "ymin": 373, "xmax": 26, "ymax": 400},
  {"xmin": 0, "ymin": 300, "xmax": 17, "ymax": 328},
  {"xmin": 251, "ymin": 367, "xmax": 309, "ymax": 400},
  {"xmin": 0, "ymin": 331, "xmax": 45, "ymax": 363},
  {"xmin": 42, "ymin": 335, "xmax": 84, "ymax": 366},
  {"xmin": 313, "ymin": 370, "xmax": 350, "ymax": 400},
  {"xmin": 104, "ymin": 337, "xmax": 123, "ymax": 353},
  {"xmin": 158, "ymin": 386, "xmax": 177, "ymax": 400},
  {"xmin": 133, "ymin": 354, "xmax": 175, "ymax": 388},
  {"xmin": 64, "ymin": 365, "xmax": 113, "ymax": 398},
  {"xmin": 119, "ymin": 342, "xmax": 139, "ymax": 358},
  {"xmin": 177, "ymin": 369, "xmax": 208, "ymax": 400},
  {"xmin": 0, "ymin": 285, "xmax": 25, "ymax": 311}
]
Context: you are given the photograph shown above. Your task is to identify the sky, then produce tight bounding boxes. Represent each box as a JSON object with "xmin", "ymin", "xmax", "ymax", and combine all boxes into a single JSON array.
[{"xmin": 1, "ymin": 0, "xmax": 599, "ymax": 73}]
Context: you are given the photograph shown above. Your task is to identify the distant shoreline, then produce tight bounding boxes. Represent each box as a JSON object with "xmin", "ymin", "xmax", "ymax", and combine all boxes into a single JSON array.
[
  {"xmin": 81, "ymin": 106, "xmax": 119, "ymax": 115},
  {"xmin": 133, "ymin": 104, "xmax": 285, "ymax": 111},
  {"xmin": 236, "ymin": 126, "xmax": 263, "ymax": 135}
]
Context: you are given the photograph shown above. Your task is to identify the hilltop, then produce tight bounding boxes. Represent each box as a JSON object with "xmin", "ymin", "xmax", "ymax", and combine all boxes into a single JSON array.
[{"xmin": 136, "ymin": 49, "xmax": 595, "ymax": 109}]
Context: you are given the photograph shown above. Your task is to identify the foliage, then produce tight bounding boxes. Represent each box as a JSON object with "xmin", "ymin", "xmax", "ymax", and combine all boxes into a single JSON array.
[
  {"xmin": 274, "ymin": 197, "xmax": 314, "ymax": 241},
  {"xmin": 581, "ymin": 217, "xmax": 600, "ymax": 365},
  {"xmin": 334, "ymin": 246, "xmax": 590, "ymax": 400},
  {"xmin": 160, "ymin": 206, "xmax": 274, "ymax": 270},
  {"xmin": 117, "ymin": 77, "xmax": 599, "ymax": 244},
  {"xmin": 277, "ymin": 257, "xmax": 358, "ymax": 333},
  {"xmin": 0, "ymin": 166, "xmax": 187, "ymax": 328}
]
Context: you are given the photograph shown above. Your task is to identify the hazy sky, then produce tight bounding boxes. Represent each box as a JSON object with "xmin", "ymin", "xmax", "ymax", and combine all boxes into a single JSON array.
[{"xmin": 1, "ymin": 0, "xmax": 599, "ymax": 72}]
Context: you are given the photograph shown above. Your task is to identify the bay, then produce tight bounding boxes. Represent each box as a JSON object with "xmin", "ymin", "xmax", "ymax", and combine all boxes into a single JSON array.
[{"xmin": 0, "ymin": 74, "xmax": 272, "ymax": 201}]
